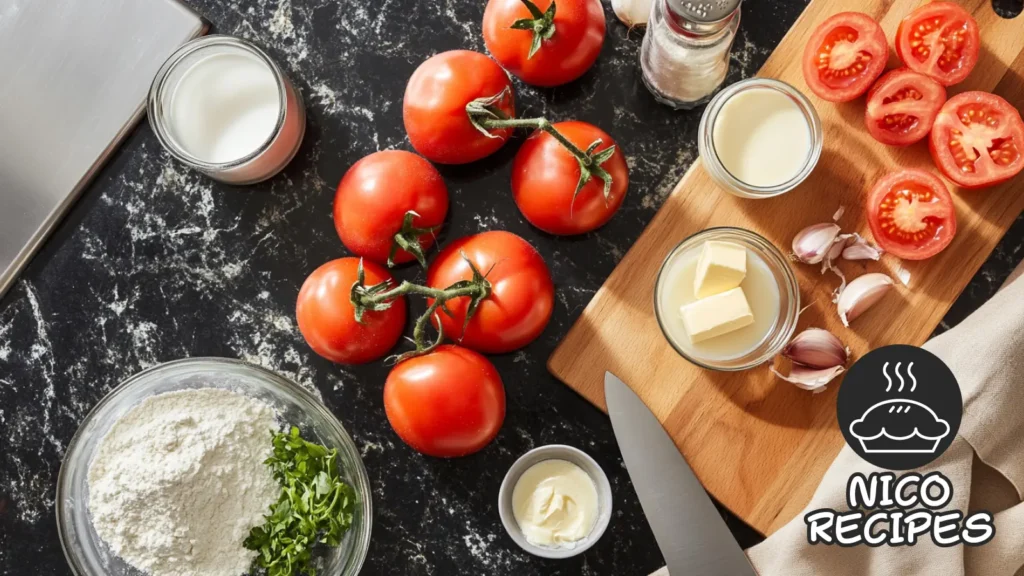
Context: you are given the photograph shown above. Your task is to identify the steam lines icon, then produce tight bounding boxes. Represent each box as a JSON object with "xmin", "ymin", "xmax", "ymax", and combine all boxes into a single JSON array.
[{"xmin": 883, "ymin": 361, "xmax": 916, "ymax": 392}]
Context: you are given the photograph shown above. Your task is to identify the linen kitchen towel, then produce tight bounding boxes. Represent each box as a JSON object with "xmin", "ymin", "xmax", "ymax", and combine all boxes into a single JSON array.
[{"xmin": 651, "ymin": 263, "xmax": 1024, "ymax": 576}]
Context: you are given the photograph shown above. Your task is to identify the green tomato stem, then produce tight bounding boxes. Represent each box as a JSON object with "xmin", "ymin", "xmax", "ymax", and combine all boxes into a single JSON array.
[
  {"xmin": 475, "ymin": 113, "xmax": 618, "ymax": 202},
  {"xmin": 510, "ymin": 0, "xmax": 557, "ymax": 59},
  {"xmin": 476, "ymin": 116, "xmax": 591, "ymax": 166},
  {"xmin": 350, "ymin": 258, "xmax": 492, "ymax": 361}
]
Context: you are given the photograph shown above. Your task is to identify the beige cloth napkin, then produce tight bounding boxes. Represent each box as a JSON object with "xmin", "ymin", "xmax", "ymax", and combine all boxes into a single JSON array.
[{"xmin": 651, "ymin": 262, "xmax": 1024, "ymax": 576}]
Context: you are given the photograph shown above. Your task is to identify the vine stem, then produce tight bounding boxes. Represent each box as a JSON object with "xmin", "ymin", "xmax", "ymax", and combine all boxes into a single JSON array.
[
  {"xmin": 350, "ymin": 258, "xmax": 492, "ymax": 362},
  {"xmin": 473, "ymin": 110, "xmax": 618, "ymax": 202},
  {"xmin": 477, "ymin": 116, "xmax": 592, "ymax": 166}
]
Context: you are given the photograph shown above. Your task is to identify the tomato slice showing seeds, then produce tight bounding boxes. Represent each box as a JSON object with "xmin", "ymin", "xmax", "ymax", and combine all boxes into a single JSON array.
[
  {"xmin": 802, "ymin": 12, "xmax": 888, "ymax": 102},
  {"xmin": 865, "ymin": 69, "xmax": 947, "ymax": 146},
  {"xmin": 867, "ymin": 169, "xmax": 957, "ymax": 261},
  {"xmin": 895, "ymin": 2, "xmax": 979, "ymax": 86},
  {"xmin": 929, "ymin": 91, "xmax": 1024, "ymax": 189}
]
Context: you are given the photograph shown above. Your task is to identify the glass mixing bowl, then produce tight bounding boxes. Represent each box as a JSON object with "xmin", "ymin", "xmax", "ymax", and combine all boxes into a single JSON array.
[{"xmin": 56, "ymin": 357, "xmax": 371, "ymax": 576}]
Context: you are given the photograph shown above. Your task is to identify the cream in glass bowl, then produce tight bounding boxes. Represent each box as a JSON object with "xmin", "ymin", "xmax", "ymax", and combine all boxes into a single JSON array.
[{"xmin": 654, "ymin": 227, "xmax": 800, "ymax": 371}]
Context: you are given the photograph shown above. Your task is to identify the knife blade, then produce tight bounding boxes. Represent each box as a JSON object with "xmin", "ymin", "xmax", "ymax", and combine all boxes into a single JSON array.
[{"xmin": 605, "ymin": 371, "xmax": 757, "ymax": 576}]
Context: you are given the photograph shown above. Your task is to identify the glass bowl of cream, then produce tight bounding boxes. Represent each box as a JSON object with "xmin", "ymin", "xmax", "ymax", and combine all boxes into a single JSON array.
[
  {"xmin": 654, "ymin": 227, "xmax": 801, "ymax": 371},
  {"xmin": 698, "ymin": 78, "xmax": 822, "ymax": 198},
  {"xmin": 56, "ymin": 357, "xmax": 371, "ymax": 576},
  {"xmin": 498, "ymin": 445, "xmax": 613, "ymax": 559}
]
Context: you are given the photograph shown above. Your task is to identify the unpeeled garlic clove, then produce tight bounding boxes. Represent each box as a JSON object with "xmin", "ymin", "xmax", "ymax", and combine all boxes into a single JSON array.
[
  {"xmin": 772, "ymin": 364, "xmax": 845, "ymax": 393},
  {"xmin": 837, "ymin": 273, "xmax": 894, "ymax": 326},
  {"xmin": 792, "ymin": 223, "xmax": 842, "ymax": 265},
  {"xmin": 841, "ymin": 234, "xmax": 884, "ymax": 261},
  {"xmin": 821, "ymin": 233, "xmax": 851, "ymax": 273},
  {"xmin": 782, "ymin": 328, "xmax": 849, "ymax": 369},
  {"xmin": 611, "ymin": 0, "xmax": 653, "ymax": 26}
]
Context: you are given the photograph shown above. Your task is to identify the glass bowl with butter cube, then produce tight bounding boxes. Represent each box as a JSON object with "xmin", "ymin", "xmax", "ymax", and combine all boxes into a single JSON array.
[{"xmin": 654, "ymin": 227, "xmax": 800, "ymax": 371}]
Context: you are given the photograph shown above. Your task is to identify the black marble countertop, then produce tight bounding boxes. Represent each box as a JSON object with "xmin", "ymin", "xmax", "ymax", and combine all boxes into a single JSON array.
[{"xmin": 2, "ymin": 0, "xmax": 1023, "ymax": 574}]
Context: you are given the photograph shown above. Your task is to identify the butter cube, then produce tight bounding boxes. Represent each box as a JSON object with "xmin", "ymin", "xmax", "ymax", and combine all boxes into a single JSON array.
[
  {"xmin": 693, "ymin": 241, "xmax": 747, "ymax": 299},
  {"xmin": 680, "ymin": 287, "xmax": 754, "ymax": 343}
]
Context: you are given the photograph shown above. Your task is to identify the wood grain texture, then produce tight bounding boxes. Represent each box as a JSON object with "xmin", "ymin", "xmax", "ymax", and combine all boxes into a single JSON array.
[{"xmin": 548, "ymin": 0, "xmax": 1024, "ymax": 536}]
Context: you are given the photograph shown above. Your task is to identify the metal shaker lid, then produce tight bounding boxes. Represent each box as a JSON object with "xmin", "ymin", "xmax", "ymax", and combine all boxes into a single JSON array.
[{"xmin": 666, "ymin": 0, "xmax": 741, "ymax": 34}]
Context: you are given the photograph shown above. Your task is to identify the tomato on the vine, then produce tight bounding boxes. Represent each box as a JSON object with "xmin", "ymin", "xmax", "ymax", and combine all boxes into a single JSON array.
[
  {"xmin": 864, "ymin": 69, "xmax": 947, "ymax": 147},
  {"xmin": 801, "ymin": 12, "xmax": 887, "ymax": 103},
  {"xmin": 334, "ymin": 150, "xmax": 448, "ymax": 266},
  {"xmin": 929, "ymin": 91, "xmax": 1024, "ymax": 189},
  {"xmin": 895, "ymin": 2, "xmax": 979, "ymax": 87},
  {"xmin": 384, "ymin": 345, "xmax": 505, "ymax": 458},
  {"xmin": 482, "ymin": 0, "xmax": 605, "ymax": 87},
  {"xmin": 296, "ymin": 258, "xmax": 407, "ymax": 364},
  {"xmin": 427, "ymin": 231, "xmax": 553, "ymax": 354},
  {"xmin": 867, "ymin": 169, "xmax": 957, "ymax": 261},
  {"xmin": 403, "ymin": 50, "xmax": 515, "ymax": 164},
  {"xmin": 512, "ymin": 121, "xmax": 628, "ymax": 235}
]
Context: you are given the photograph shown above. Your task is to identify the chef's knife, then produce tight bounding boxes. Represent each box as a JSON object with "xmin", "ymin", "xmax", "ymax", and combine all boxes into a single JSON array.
[{"xmin": 605, "ymin": 371, "xmax": 757, "ymax": 576}]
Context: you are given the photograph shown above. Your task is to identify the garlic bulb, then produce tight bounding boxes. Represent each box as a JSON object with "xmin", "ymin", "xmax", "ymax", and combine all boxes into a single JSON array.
[
  {"xmin": 782, "ymin": 328, "xmax": 849, "ymax": 369},
  {"xmin": 791, "ymin": 223, "xmax": 842, "ymax": 265},
  {"xmin": 612, "ymin": 0, "xmax": 653, "ymax": 27},
  {"xmin": 837, "ymin": 273, "xmax": 894, "ymax": 326}
]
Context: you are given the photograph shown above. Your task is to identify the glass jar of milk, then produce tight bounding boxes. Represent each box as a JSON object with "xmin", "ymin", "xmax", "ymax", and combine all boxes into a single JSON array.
[
  {"xmin": 148, "ymin": 36, "xmax": 305, "ymax": 185},
  {"xmin": 698, "ymin": 78, "xmax": 822, "ymax": 198}
]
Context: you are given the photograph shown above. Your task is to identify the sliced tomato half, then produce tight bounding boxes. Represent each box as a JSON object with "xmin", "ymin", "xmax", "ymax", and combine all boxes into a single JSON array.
[
  {"xmin": 867, "ymin": 169, "xmax": 957, "ymax": 261},
  {"xmin": 895, "ymin": 1, "xmax": 979, "ymax": 86},
  {"xmin": 802, "ymin": 12, "xmax": 888, "ymax": 103},
  {"xmin": 865, "ymin": 69, "xmax": 947, "ymax": 146},
  {"xmin": 929, "ymin": 91, "xmax": 1024, "ymax": 189}
]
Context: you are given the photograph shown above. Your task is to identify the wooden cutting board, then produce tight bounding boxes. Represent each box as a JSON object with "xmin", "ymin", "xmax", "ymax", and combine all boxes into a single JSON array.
[{"xmin": 549, "ymin": 0, "xmax": 1024, "ymax": 536}]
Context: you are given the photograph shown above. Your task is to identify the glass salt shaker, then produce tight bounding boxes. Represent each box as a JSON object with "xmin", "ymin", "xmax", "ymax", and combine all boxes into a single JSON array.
[{"xmin": 640, "ymin": 0, "xmax": 742, "ymax": 110}]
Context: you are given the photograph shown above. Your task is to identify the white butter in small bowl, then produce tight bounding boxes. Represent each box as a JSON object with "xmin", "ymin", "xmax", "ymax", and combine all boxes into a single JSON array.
[
  {"xmin": 512, "ymin": 459, "xmax": 598, "ymax": 548},
  {"xmin": 499, "ymin": 445, "xmax": 612, "ymax": 559}
]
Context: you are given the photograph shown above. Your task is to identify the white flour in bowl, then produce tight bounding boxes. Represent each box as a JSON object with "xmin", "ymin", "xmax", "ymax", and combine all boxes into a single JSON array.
[{"xmin": 87, "ymin": 388, "xmax": 280, "ymax": 576}]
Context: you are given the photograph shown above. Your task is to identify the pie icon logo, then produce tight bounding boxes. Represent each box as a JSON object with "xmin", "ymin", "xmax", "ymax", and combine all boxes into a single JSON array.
[{"xmin": 838, "ymin": 346, "xmax": 962, "ymax": 470}]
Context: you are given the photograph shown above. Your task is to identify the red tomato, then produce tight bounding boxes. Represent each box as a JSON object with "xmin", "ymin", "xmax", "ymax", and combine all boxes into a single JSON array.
[
  {"xmin": 384, "ymin": 345, "xmax": 505, "ymax": 457},
  {"xmin": 867, "ymin": 169, "xmax": 957, "ymax": 260},
  {"xmin": 334, "ymin": 151, "xmax": 448, "ymax": 266},
  {"xmin": 895, "ymin": 2, "xmax": 979, "ymax": 87},
  {"xmin": 296, "ymin": 258, "xmax": 407, "ymax": 364},
  {"xmin": 864, "ymin": 69, "xmax": 947, "ymax": 146},
  {"xmin": 802, "ymin": 12, "xmax": 887, "ymax": 102},
  {"xmin": 482, "ymin": 0, "xmax": 605, "ymax": 87},
  {"xmin": 512, "ymin": 121, "xmax": 628, "ymax": 235},
  {"xmin": 427, "ymin": 231, "xmax": 553, "ymax": 354},
  {"xmin": 403, "ymin": 50, "xmax": 515, "ymax": 164},
  {"xmin": 929, "ymin": 91, "xmax": 1024, "ymax": 189}
]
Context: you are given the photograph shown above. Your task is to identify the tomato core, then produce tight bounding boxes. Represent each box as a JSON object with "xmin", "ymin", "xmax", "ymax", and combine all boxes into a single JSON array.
[
  {"xmin": 816, "ymin": 27, "xmax": 876, "ymax": 89},
  {"xmin": 904, "ymin": 17, "xmax": 969, "ymax": 75},
  {"xmin": 876, "ymin": 182, "xmax": 947, "ymax": 246},
  {"xmin": 946, "ymin": 104, "xmax": 1022, "ymax": 175}
]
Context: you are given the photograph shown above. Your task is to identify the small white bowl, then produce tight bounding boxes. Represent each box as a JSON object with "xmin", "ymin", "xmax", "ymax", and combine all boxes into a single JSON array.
[{"xmin": 498, "ymin": 445, "xmax": 613, "ymax": 559}]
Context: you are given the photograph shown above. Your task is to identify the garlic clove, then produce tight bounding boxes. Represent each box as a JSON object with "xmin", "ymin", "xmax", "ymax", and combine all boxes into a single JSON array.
[
  {"xmin": 841, "ymin": 234, "xmax": 884, "ymax": 261},
  {"xmin": 792, "ymin": 223, "xmax": 842, "ymax": 265},
  {"xmin": 821, "ymin": 233, "xmax": 851, "ymax": 274},
  {"xmin": 837, "ymin": 273, "xmax": 894, "ymax": 326},
  {"xmin": 772, "ymin": 364, "xmax": 845, "ymax": 393},
  {"xmin": 832, "ymin": 206, "xmax": 846, "ymax": 221},
  {"xmin": 782, "ymin": 328, "xmax": 849, "ymax": 369},
  {"xmin": 612, "ymin": 0, "xmax": 653, "ymax": 26}
]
